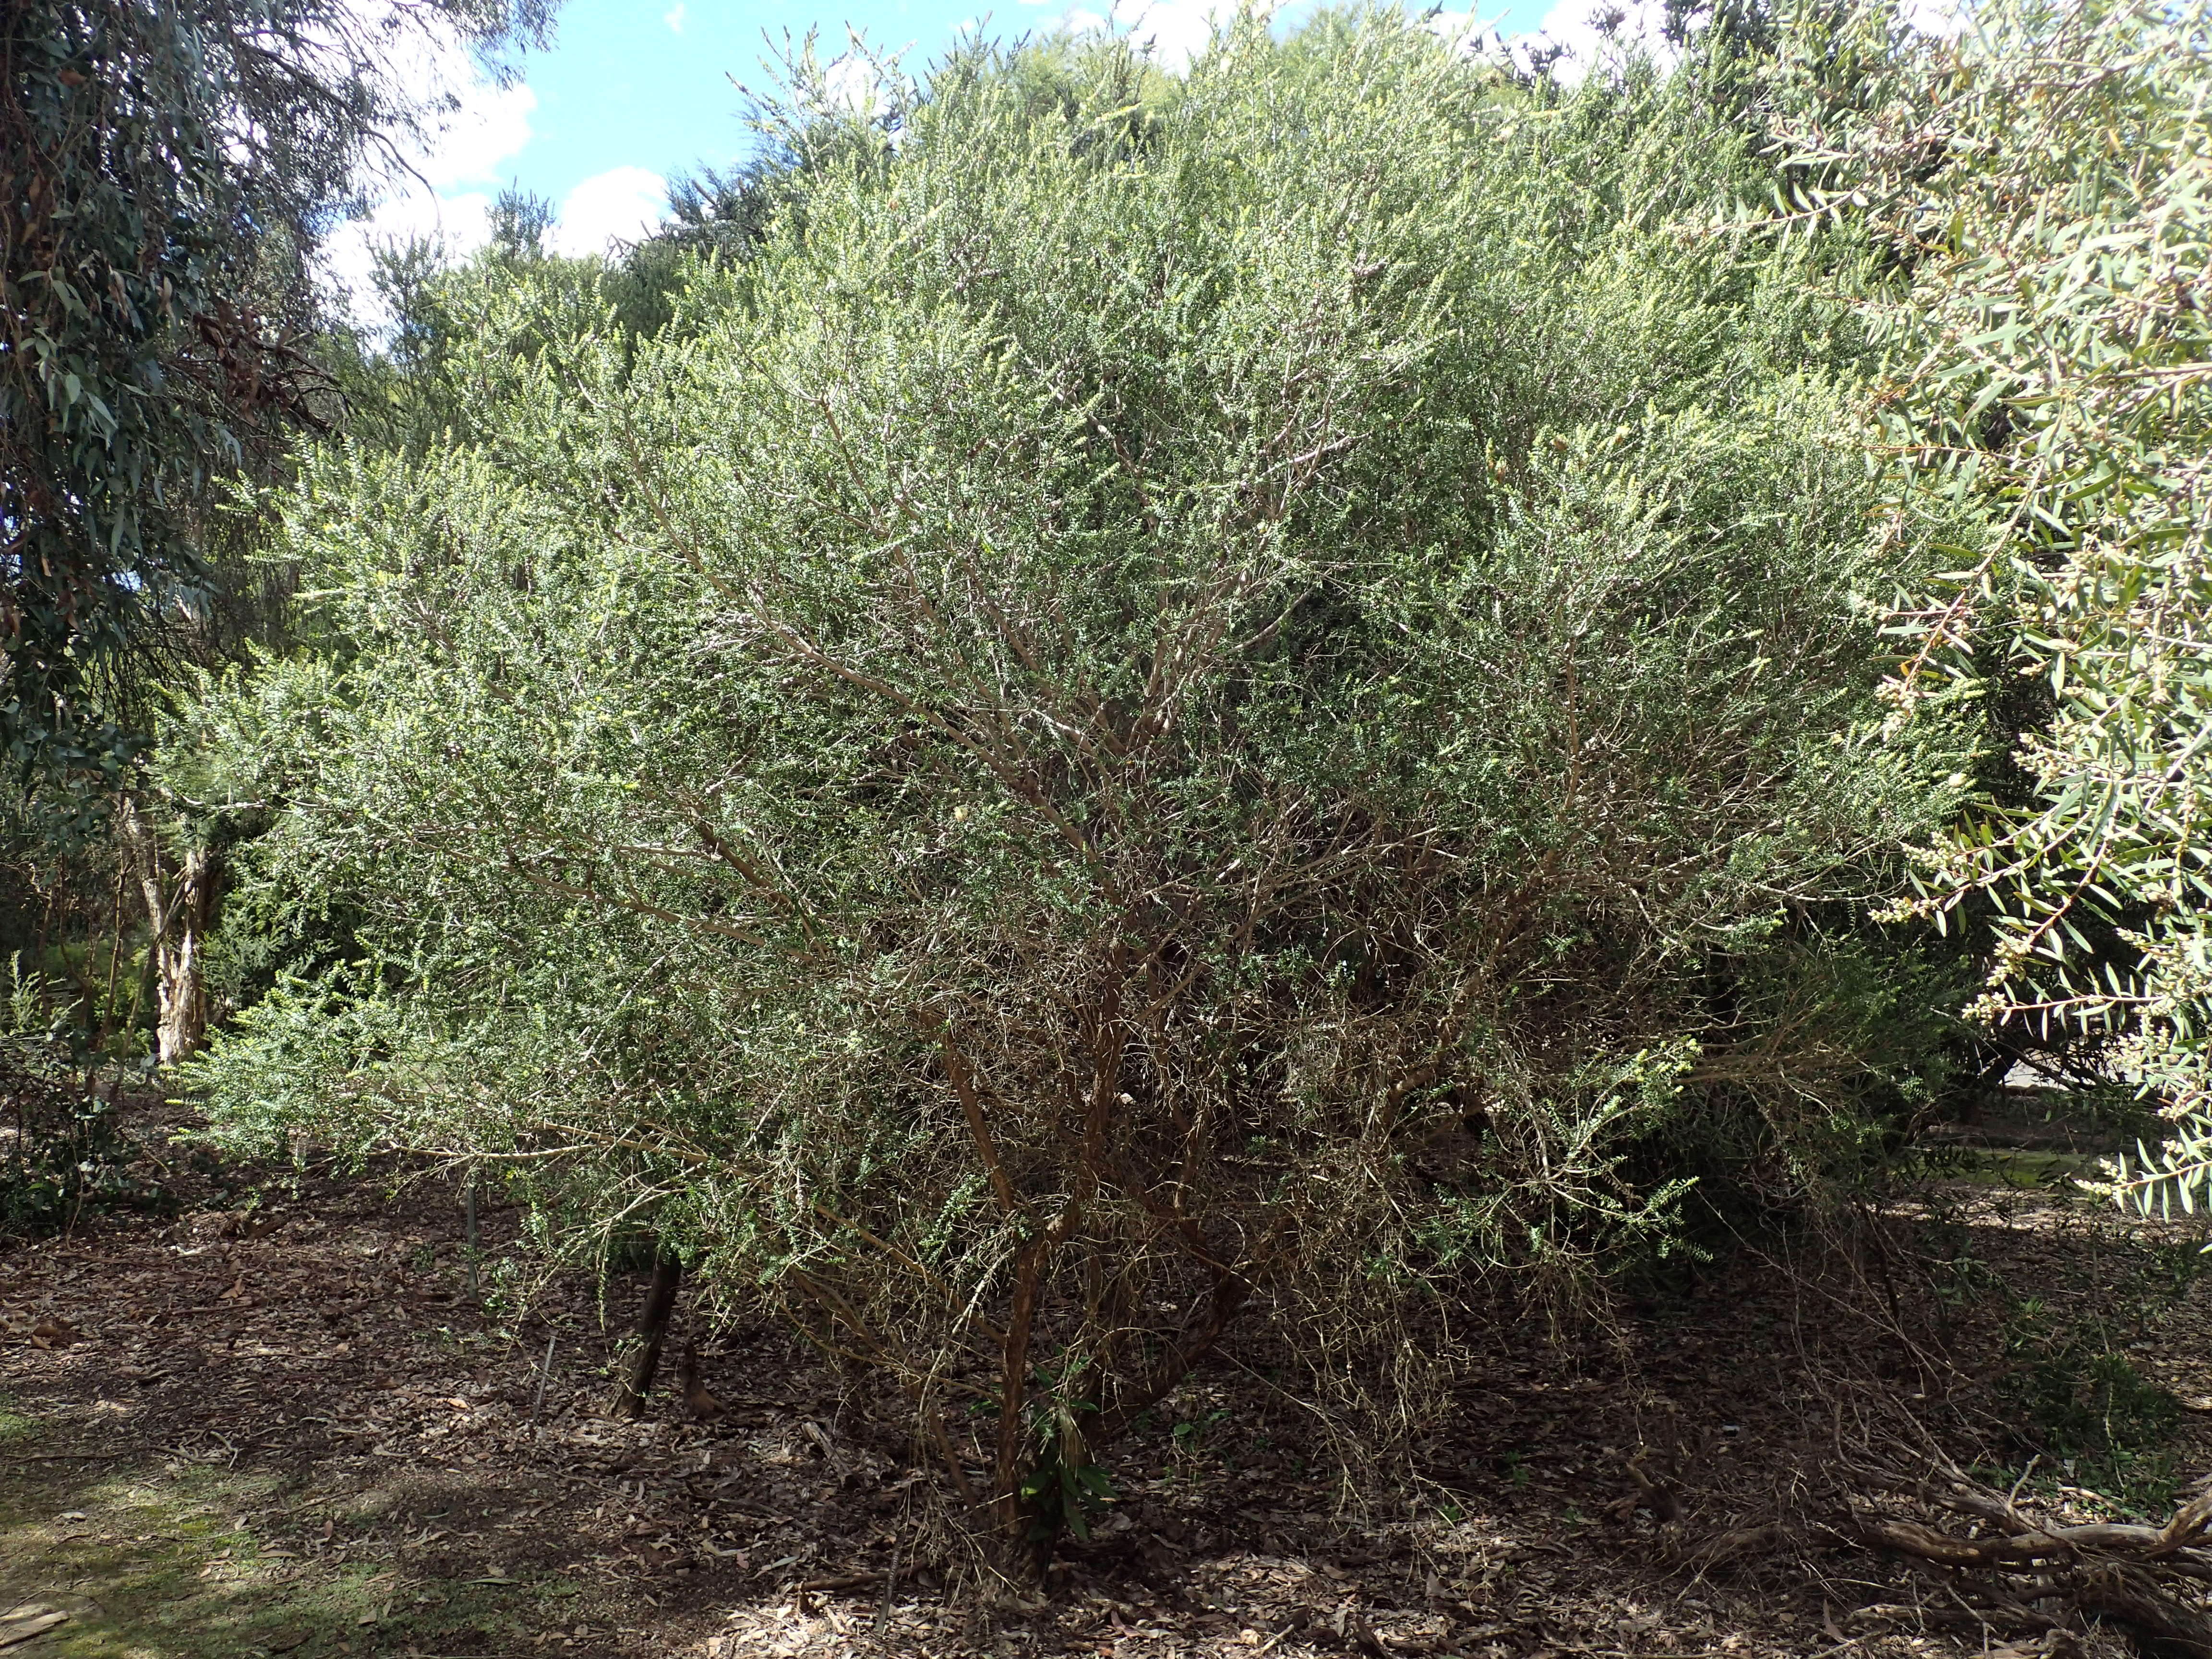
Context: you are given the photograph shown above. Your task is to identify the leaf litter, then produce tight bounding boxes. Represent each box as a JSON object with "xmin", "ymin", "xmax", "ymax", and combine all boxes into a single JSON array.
[{"xmin": 2, "ymin": 1094, "xmax": 2210, "ymax": 1658}]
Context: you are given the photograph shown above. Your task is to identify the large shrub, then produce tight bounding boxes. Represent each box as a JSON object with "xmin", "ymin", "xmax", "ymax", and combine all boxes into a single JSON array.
[
  {"xmin": 1769, "ymin": 0, "xmax": 2212, "ymax": 1201},
  {"xmin": 175, "ymin": 18, "xmax": 1972, "ymax": 1561}
]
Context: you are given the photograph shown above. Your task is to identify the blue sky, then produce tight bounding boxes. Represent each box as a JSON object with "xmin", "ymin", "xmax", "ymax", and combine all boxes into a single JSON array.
[
  {"xmin": 512, "ymin": 0, "xmax": 1560, "ymax": 197},
  {"xmin": 329, "ymin": 0, "xmax": 1609, "ymax": 306}
]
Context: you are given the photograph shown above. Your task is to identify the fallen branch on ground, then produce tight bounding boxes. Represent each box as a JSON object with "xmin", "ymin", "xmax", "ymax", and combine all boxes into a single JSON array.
[{"xmin": 1842, "ymin": 1459, "xmax": 2212, "ymax": 1657}]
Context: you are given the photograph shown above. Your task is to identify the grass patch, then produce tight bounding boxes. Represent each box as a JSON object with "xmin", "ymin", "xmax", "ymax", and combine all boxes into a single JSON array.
[
  {"xmin": 0, "ymin": 1456, "xmax": 570, "ymax": 1658},
  {"xmin": 0, "ymin": 1393, "xmax": 37, "ymax": 1446}
]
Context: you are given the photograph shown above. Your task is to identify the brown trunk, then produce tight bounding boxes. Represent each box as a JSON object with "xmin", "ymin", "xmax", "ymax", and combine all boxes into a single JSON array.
[
  {"xmin": 100, "ymin": 864, "xmax": 126, "ymax": 1045},
  {"xmin": 462, "ymin": 1179, "xmax": 481, "ymax": 1301},
  {"xmin": 994, "ymin": 1237, "xmax": 1050, "ymax": 1544},
  {"xmin": 607, "ymin": 1246, "xmax": 683, "ymax": 1419},
  {"xmin": 1094, "ymin": 1262, "xmax": 1250, "ymax": 1447}
]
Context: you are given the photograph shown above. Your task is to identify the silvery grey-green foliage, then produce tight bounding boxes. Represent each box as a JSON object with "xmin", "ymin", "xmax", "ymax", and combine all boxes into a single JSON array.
[{"xmin": 173, "ymin": 17, "xmax": 1972, "ymax": 1554}]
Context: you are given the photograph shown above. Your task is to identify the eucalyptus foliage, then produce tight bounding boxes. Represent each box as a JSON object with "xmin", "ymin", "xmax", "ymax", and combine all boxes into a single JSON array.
[
  {"xmin": 1772, "ymin": 0, "xmax": 2212, "ymax": 1210},
  {"xmin": 177, "ymin": 18, "xmax": 1972, "ymax": 1556},
  {"xmin": 1, "ymin": 0, "xmax": 549, "ymax": 775}
]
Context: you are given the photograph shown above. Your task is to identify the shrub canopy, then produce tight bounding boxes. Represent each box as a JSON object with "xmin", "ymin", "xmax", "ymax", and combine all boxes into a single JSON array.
[
  {"xmin": 177, "ymin": 16, "xmax": 1973, "ymax": 1556},
  {"xmin": 1770, "ymin": 0, "xmax": 2212, "ymax": 1202}
]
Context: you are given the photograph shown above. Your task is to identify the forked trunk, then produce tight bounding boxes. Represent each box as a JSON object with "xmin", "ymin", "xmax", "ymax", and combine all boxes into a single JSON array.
[
  {"xmin": 155, "ymin": 846, "xmax": 218, "ymax": 1066},
  {"xmin": 986, "ymin": 1250, "xmax": 1250, "ymax": 1576},
  {"xmin": 119, "ymin": 795, "xmax": 222, "ymax": 1067}
]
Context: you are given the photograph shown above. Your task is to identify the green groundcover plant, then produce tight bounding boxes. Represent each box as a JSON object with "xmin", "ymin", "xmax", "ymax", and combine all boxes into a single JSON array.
[{"xmin": 170, "ymin": 15, "xmax": 1975, "ymax": 1562}]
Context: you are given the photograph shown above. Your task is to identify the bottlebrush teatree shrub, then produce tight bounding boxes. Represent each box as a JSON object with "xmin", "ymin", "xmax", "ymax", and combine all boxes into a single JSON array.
[{"xmin": 174, "ymin": 16, "xmax": 1975, "ymax": 1562}]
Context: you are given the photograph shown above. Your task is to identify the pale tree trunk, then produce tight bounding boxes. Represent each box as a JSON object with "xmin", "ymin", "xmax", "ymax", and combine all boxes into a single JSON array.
[
  {"xmin": 119, "ymin": 795, "xmax": 222, "ymax": 1067},
  {"xmin": 154, "ymin": 846, "xmax": 218, "ymax": 1065}
]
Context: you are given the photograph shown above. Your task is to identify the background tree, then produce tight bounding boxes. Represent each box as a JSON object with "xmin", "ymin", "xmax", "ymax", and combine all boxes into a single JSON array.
[
  {"xmin": 2, "ymin": 0, "xmax": 554, "ymax": 1060},
  {"xmin": 1, "ymin": 0, "xmax": 553, "ymax": 773}
]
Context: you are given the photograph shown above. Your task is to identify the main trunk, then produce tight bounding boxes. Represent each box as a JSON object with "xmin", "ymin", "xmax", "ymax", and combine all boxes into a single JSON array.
[
  {"xmin": 154, "ymin": 846, "xmax": 218, "ymax": 1066},
  {"xmin": 120, "ymin": 795, "xmax": 222, "ymax": 1068},
  {"xmin": 608, "ymin": 1246, "xmax": 684, "ymax": 1419}
]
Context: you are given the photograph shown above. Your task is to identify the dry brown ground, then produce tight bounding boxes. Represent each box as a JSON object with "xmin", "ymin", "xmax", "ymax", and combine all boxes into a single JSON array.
[{"xmin": 3, "ymin": 1097, "xmax": 2210, "ymax": 1659}]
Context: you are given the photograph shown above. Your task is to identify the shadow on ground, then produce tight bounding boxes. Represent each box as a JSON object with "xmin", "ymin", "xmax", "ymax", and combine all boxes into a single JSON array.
[
  {"xmin": 4, "ymin": 1103, "xmax": 2211, "ymax": 1659},
  {"xmin": 0, "ymin": 1416, "xmax": 578, "ymax": 1657}
]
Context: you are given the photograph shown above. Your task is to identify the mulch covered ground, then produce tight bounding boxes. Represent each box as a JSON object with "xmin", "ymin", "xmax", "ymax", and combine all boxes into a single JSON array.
[{"xmin": 3, "ymin": 1095, "xmax": 2209, "ymax": 1659}]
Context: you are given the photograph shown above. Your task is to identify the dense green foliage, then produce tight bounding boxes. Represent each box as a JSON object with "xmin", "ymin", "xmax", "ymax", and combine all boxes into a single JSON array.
[
  {"xmin": 1770, "ymin": 0, "xmax": 2212, "ymax": 1207},
  {"xmin": 0, "ymin": 957, "xmax": 171, "ymax": 1231},
  {"xmin": 169, "ymin": 18, "xmax": 1979, "ymax": 1555},
  {"xmin": 1, "ymin": 0, "xmax": 548, "ymax": 776}
]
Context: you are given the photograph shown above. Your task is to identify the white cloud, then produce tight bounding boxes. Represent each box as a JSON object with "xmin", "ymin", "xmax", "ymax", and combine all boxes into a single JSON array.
[
  {"xmin": 352, "ymin": 9, "xmax": 539, "ymax": 192},
  {"xmin": 1423, "ymin": 9, "xmax": 1510, "ymax": 59},
  {"xmin": 1115, "ymin": 0, "xmax": 1223, "ymax": 66},
  {"xmin": 420, "ymin": 80, "xmax": 537, "ymax": 192},
  {"xmin": 1034, "ymin": 0, "xmax": 1679, "ymax": 86},
  {"xmin": 1422, "ymin": 0, "xmax": 1686, "ymax": 81},
  {"xmin": 664, "ymin": 1, "xmax": 685, "ymax": 31},
  {"xmin": 1048, "ymin": 0, "xmax": 1228, "ymax": 69},
  {"xmin": 817, "ymin": 50, "xmax": 898, "ymax": 122},
  {"xmin": 1901, "ymin": 0, "xmax": 1965, "ymax": 36},
  {"xmin": 1524, "ymin": 0, "xmax": 1676, "ymax": 80},
  {"xmin": 321, "ymin": 190, "xmax": 499, "ymax": 318},
  {"xmin": 551, "ymin": 167, "xmax": 668, "ymax": 256},
  {"xmin": 320, "ymin": 9, "xmax": 539, "ymax": 323}
]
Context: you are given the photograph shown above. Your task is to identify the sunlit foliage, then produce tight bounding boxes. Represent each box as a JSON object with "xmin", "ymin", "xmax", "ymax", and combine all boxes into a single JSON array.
[{"xmin": 174, "ymin": 17, "xmax": 1975, "ymax": 1559}]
